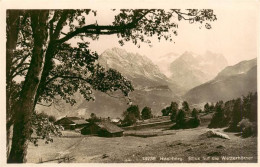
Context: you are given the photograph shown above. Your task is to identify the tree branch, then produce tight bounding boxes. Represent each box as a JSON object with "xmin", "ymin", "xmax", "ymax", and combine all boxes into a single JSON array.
[
  {"xmin": 49, "ymin": 11, "xmax": 59, "ymax": 38},
  {"xmin": 45, "ymin": 75, "xmax": 89, "ymax": 86},
  {"xmin": 56, "ymin": 9, "xmax": 152, "ymax": 44},
  {"xmin": 51, "ymin": 10, "xmax": 69, "ymax": 40},
  {"xmin": 12, "ymin": 67, "xmax": 29, "ymax": 79},
  {"xmin": 36, "ymin": 102, "xmax": 53, "ymax": 107},
  {"xmin": 10, "ymin": 53, "xmax": 30, "ymax": 78},
  {"xmin": 172, "ymin": 10, "xmax": 203, "ymax": 21}
]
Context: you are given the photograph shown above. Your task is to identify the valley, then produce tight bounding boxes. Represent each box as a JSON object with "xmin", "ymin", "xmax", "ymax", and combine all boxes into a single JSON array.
[{"xmin": 36, "ymin": 48, "xmax": 252, "ymax": 120}]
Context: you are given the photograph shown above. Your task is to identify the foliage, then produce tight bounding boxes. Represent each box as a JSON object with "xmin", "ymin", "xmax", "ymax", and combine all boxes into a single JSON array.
[
  {"xmin": 242, "ymin": 92, "xmax": 257, "ymax": 122},
  {"xmin": 186, "ymin": 117, "xmax": 201, "ymax": 128},
  {"xmin": 170, "ymin": 102, "xmax": 178, "ymax": 122},
  {"xmin": 175, "ymin": 109, "xmax": 186, "ymax": 127},
  {"xmin": 191, "ymin": 108, "xmax": 199, "ymax": 119},
  {"xmin": 161, "ymin": 108, "xmax": 168, "ymax": 116},
  {"xmin": 181, "ymin": 101, "xmax": 190, "ymax": 113},
  {"xmin": 48, "ymin": 115, "xmax": 56, "ymax": 123},
  {"xmin": 161, "ymin": 101, "xmax": 178, "ymax": 119},
  {"xmin": 122, "ymin": 105, "xmax": 140, "ymax": 126},
  {"xmin": 204, "ymin": 103, "xmax": 210, "ymax": 113},
  {"xmin": 125, "ymin": 105, "xmax": 140, "ymax": 119},
  {"xmin": 208, "ymin": 92, "xmax": 257, "ymax": 133},
  {"xmin": 34, "ymin": 112, "xmax": 57, "ymax": 123},
  {"xmin": 30, "ymin": 112, "xmax": 63, "ymax": 146},
  {"xmin": 208, "ymin": 101, "xmax": 226, "ymax": 128},
  {"xmin": 228, "ymin": 98, "xmax": 243, "ymax": 131},
  {"xmin": 238, "ymin": 118, "xmax": 257, "ymax": 138},
  {"xmin": 122, "ymin": 113, "xmax": 137, "ymax": 126},
  {"xmin": 87, "ymin": 113, "xmax": 101, "ymax": 123},
  {"xmin": 204, "ymin": 102, "xmax": 215, "ymax": 113},
  {"xmin": 141, "ymin": 107, "xmax": 153, "ymax": 120}
]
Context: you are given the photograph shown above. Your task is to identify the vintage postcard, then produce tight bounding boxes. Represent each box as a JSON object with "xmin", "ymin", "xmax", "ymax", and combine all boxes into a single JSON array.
[{"xmin": 1, "ymin": 0, "xmax": 259, "ymax": 166}]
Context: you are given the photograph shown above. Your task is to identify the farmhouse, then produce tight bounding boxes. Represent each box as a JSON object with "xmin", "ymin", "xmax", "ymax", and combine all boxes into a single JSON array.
[
  {"xmin": 81, "ymin": 121, "xmax": 124, "ymax": 137},
  {"xmin": 55, "ymin": 116, "xmax": 89, "ymax": 130}
]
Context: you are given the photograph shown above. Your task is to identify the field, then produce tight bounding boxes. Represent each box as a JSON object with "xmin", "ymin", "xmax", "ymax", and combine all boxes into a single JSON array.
[{"xmin": 26, "ymin": 115, "xmax": 257, "ymax": 163}]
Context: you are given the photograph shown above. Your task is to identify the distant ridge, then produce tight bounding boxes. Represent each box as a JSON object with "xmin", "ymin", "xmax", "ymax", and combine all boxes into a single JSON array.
[{"xmin": 184, "ymin": 58, "xmax": 257, "ymax": 104}]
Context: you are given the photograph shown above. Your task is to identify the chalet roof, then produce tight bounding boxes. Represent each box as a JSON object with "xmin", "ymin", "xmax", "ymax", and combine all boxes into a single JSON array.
[
  {"xmin": 73, "ymin": 119, "xmax": 89, "ymax": 125},
  {"xmin": 96, "ymin": 121, "xmax": 124, "ymax": 133},
  {"xmin": 55, "ymin": 117, "xmax": 89, "ymax": 125},
  {"xmin": 66, "ymin": 117, "xmax": 81, "ymax": 120}
]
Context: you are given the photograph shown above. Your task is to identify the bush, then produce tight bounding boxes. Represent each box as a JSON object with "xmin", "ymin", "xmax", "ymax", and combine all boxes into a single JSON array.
[
  {"xmin": 122, "ymin": 105, "xmax": 140, "ymax": 126},
  {"xmin": 122, "ymin": 113, "xmax": 137, "ymax": 126},
  {"xmin": 186, "ymin": 117, "xmax": 200, "ymax": 128},
  {"xmin": 238, "ymin": 118, "xmax": 257, "ymax": 137},
  {"xmin": 141, "ymin": 107, "xmax": 152, "ymax": 120},
  {"xmin": 48, "ymin": 115, "xmax": 56, "ymax": 122}
]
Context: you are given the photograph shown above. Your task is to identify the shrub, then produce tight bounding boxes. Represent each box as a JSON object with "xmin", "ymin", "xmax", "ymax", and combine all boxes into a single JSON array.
[
  {"xmin": 141, "ymin": 107, "xmax": 152, "ymax": 120},
  {"xmin": 122, "ymin": 105, "xmax": 140, "ymax": 126},
  {"xmin": 48, "ymin": 115, "xmax": 56, "ymax": 122},
  {"xmin": 186, "ymin": 117, "xmax": 201, "ymax": 128},
  {"xmin": 238, "ymin": 118, "xmax": 257, "ymax": 137},
  {"xmin": 122, "ymin": 113, "xmax": 137, "ymax": 126}
]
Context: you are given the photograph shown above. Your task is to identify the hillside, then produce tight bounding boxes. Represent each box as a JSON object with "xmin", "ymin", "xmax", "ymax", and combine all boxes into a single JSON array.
[{"xmin": 184, "ymin": 58, "xmax": 257, "ymax": 104}]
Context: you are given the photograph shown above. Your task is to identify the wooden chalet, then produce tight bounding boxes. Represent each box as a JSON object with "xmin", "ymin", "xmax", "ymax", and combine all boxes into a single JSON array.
[
  {"xmin": 81, "ymin": 121, "xmax": 124, "ymax": 137},
  {"xmin": 55, "ymin": 116, "xmax": 89, "ymax": 130}
]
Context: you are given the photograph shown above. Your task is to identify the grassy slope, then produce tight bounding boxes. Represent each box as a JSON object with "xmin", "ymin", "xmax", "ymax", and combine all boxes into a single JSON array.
[{"xmin": 27, "ymin": 115, "xmax": 257, "ymax": 163}]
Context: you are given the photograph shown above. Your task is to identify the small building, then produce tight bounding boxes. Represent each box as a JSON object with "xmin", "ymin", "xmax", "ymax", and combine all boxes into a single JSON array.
[
  {"xmin": 81, "ymin": 121, "xmax": 124, "ymax": 137},
  {"xmin": 55, "ymin": 116, "xmax": 89, "ymax": 130}
]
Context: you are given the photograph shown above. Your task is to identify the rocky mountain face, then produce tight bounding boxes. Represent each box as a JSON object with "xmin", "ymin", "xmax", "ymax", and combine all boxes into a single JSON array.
[
  {"xmin": 184, "ymin": 58, "xmax": 257, "ymax": 104},
  {"xmin": 98, "ymin": 48, "xmax": 171, "ymax": 88},
  {"xmin": 168, "ymin": 51, "xmax": 228, "ymax": 91}
]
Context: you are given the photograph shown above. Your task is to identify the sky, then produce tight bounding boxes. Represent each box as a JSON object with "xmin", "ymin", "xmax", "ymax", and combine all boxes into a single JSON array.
[{"xmin": 72, "ymin": 1, "xmax": 259, "ymax": 66}]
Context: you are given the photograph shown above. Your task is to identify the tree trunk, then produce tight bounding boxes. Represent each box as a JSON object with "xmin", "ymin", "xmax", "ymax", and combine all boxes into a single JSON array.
[
  {"xmin": 33, "ymin": 43, "xmax": 56, "ymax": 109},
  {"xmin": 7, "ymin": 10, "xmax": 49, "ymax": 163},
  {"xmin": 6, "ymin": 10, "xmax": 23, "ymax": 158},
  {"xmin": 33, "ymin": 11, "xmax": 69, "ymax": 109}
]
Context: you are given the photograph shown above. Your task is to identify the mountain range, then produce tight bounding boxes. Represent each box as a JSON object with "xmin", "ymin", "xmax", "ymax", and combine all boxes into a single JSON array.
[
  {"xmin": 36, "ymin": 48, "xmax": 256, "ymax": 119},
  {"xmin": 184, "ymin": 58, "xmax": 257, "ymax": 104}
]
